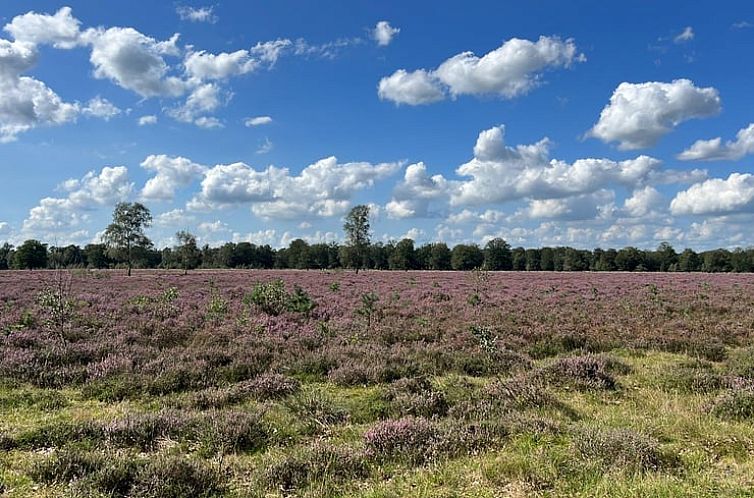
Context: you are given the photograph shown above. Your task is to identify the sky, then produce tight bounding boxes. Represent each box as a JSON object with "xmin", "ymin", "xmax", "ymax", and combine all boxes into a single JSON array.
[{"xmin": 1, "ymin": 1, "xmax": 753, "ymax": 251}]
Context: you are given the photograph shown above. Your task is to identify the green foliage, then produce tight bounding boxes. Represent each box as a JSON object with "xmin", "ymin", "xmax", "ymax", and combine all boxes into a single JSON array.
[
  {"xmin": 102, "ymin": 202, "xmax": 153, "ymax": 276},
  {"xmin": 245, "ymin": 279, "xmax": 317, "ymax": 317}
]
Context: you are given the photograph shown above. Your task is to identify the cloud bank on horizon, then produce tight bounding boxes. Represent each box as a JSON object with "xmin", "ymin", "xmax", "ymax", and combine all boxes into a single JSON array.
[{"xmin": 1, "ymin": 2, "xmax": 753, "ymax": 251}]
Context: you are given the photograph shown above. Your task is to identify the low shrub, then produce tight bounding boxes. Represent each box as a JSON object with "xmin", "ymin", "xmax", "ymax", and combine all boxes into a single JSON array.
[
  {"xmin": 285, "ymin": 390, "xmax": 349, "ymax": 433},
  {"xmin": 541, "ymin": 354, "xmax": 626, "ymax": 390},
  {"xmin": 363, "ymin": 416, "xmax": 438, "ymax": 464},
  {"xmin": 30, "ymin": 449, "xmax": 105, "ymax": 484},
  {"xmin": 130, "ymin": 455, "xmax": 226, "ymax": 498},
  {"xmin": 726, "ymin": 347, "xmax": 754, "ymax": 379},
  {"xmin": 241, "ymin": 373, "xmax": 301, "ymax": 400},
  {"xmin": 573, "ymin": 427, "xmax": 676, "ymax": 472},
  {"xmin": 710, "ymin": 387, "xmax": 754, "ymax": 420},
  {"xmin": 384, "ymin": 377, "xmax": 449, "ymax": 418},
  {"xmin": 264, "ymin": 442, "xmax": 368, "ymax": 491}
]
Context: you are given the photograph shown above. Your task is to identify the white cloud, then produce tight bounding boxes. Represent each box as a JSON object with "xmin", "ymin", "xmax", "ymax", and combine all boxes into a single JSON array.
[
  {"xmin": 167, "ymin": 83, "xmax": 225, "ymax": 126},
  {"xmin": 377, "ymin": 69, "xmax": 445, "ymax": 105},
  {"xmin": 194, "ymin": 116, "xmax": 223, "ymax": 129},
  {"xmin": 256, "ymin": 137, "xmax": 273, "ymax": 154},
  {"xmin": 138, "ymin": 115, "xmax": 158, "ymax": 126},
  {"xmin": 373, "ymin": 21, "xmax": 400, "ymax": 46},
  {"xmin": 141, "ymin": 154, "xmax": 207, "ymax": 201},
  {"xmin": 82, "ymin": 96, "xmax": 121, "ymax": 120},
  {"xmin": 378, "ymin": 36, "xmax": 584, "ymax": 105},
  {"xmin": 524, "ymin": 190, "xmax": 615, "ymax": 221},
  {"xmin": 81, "ymin": 26, "xmax": 185, "ymax": 98},
  {"xmin": 189, "ymin": 156, "xmax": 400, "ymax": 220},
  {"xmin": 678, "ymin": 123, "xmax": 754, "ymax": 161},
  {"xmin": 176, "ymin": 5, "xmax": 217, "ymax": 23},
  {"xmin": 252, "ymin": 39, "xmax": 293, "ymax": 64},
  {"xmin": 22, "ymin": 166, "xmax": 133, "ymax": 237},
  {"xmin": 198, "ymin": 220, "xmax": 229, "ymax": 233},
  {"xmin": 670, "ymin": 173, "xmax": 754, "ymax": 215},
  {"xmin": 623, "ymin": 186, "xmax": 664, "ymax": 217},
  {"xmin": 155, "ymin": 208, "xmax": 195, "ymax": 227},
  {"xmin": 674, "ymin": 26, "xmax": 694, "ymax": 44},
  {"xmin": 588, "ymin": 79, "xmax": 721, "ymax": 150},
  {"xmin": 386, "ymin": 162, "xmax": 450, "ymax": 218},
  {"xmin": 4, "ymin": 6, "xmax": 82, "ymax": 49},
  {"xmin": 452, "ymin": 125, "xmax": 661, "ymax": 206},
  {"xmin": 245, "ymin": 116, "xmax": 272, "ymax": 126},
  {"xmin": 184, "ymin": 49, "xmax": 258, "ymax": 80}
]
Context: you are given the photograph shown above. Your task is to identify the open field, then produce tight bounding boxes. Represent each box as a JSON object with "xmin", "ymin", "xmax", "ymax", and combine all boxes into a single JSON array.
[{"xmin": 2, "ymin": 270, "xmax": 754, "ymax": 497}]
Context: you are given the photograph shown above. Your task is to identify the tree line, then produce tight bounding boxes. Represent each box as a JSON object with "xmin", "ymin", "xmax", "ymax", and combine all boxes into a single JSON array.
[{"xmin": 1, "ymin": 202, "xmax": 752, "ymax": 273}]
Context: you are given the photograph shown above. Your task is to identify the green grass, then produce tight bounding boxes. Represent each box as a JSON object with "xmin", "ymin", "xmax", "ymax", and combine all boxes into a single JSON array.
[{"xmin": 3, "ymin": 350, "xmax": 754, "ymax": 497}]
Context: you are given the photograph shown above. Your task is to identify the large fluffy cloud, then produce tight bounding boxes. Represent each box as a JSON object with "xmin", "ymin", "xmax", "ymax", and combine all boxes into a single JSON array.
[
  {"xmin": 21, "ymin": 166, "xmax": 133, "ymax": 238},
  {"xmin": 386, "ymin": 162, "xmax": 450, "ymax": 218},
  {"xmin": 189, "ymin": 156, "xmax": 401, "ymax": 220},
  {"xmin": 678, "ymin": 123, "xmax": 754, "ymax": 161},
  {"xmin": 588, "ymin": 79, "xmax": 721, "ymax": 150},
  {"xmin": 452, "ymin": 125, "xmax": 661, "ymax": 206},
  {"xmin": 378, "ymin": 36, "xmax": 584, "ymax": 105},
  {"xmin": 141, "ymin": 155, "xmax": 207, "ymax": 201},
  {"xmin": 670, "ymin": 173, "xmax": 754, "ymax": 215},
  {"xmin": 3, "ymin": 6, "xmax": 82, "ymax": 49}
]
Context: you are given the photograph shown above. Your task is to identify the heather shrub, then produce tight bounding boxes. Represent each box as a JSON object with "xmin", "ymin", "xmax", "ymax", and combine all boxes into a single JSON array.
[
  {"xmin": 246, "ymin": 279, "xmax": 289, "ymax": 316},
  {"xmin": 285, "ymin": 390, "xmax": 349, "ymax": 433},
  {"xmin": 129, "ymin": 455, "xmax": 226, "ymax": 498},
  {"xmin": 710, "ymin": 387, "xmax": 754, "ymax": 420},
  {"xmin": 384, "ymin": 377, "xmax": 449, "ymax": 418},
  {"xmin": 16, "ymin": 419, "xmax": 103, "ymax": 449},
  {"xmin": 30, "ymin": 449, "xmax": 105, "ymax": 484},
  {"xmin": 363, "ymin": 416, "xmax": 438, "ymax": 464},
  {"xmin": 103, "ymin": 410, "xmax": 193, "ymax": 450},
  {"xmin": 657, "ymin": 359, "xmax": 724, "ymax": 394},
  {"xmin": 328, "ymin": 361, "xmax": 377, "ymax": 386},
  {"xmin": 726, "ymin": 347, "xmax": 754, "ymax": 379},
  {"xmin": 573, "ymin": 427, "xmax": 676, "ymax": 472},
  {"xmin": 0, "ymin": 388, "xmax": 68, "ymax": 411},
  {"xmin": 484, "ymin": 375, "xmax": 560, "ymax": 411},
  {"xmin": 541, "ymin": 354, "xmax": 626, "ymax": 390},
  {"xmin": 82, "ymin": 375, "xmax": 143, "ymax": 401},
  {"xmin": 195, "ymin": 409, "xmax": 269, "ymax": 455},
  {"xmin": 264, "ymin": 442, "xmax": 368, "ymax": 491},
  {"xmin": 235, "ymin": 373, "xmax": 301, "ymax": 401},
  {"xmin": 454, "ymin": 348, "xmax": 530, "ymax": 376}
]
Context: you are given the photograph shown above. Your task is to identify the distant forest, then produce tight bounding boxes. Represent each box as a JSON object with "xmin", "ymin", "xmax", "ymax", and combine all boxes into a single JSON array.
[{"xmin": 1, "ymin": 238, "xmax": 752, "ymax": 273}]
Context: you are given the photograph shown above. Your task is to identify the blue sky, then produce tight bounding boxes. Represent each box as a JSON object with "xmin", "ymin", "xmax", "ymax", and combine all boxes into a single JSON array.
[{"xmin": 1, "ymin": 1, "xmax": 753, "ymax": 250}]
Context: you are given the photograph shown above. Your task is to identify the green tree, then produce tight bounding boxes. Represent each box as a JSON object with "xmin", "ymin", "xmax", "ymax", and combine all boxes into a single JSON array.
[
  {"xmin": 12, "ymin": 240, "xmax": 48, "ymax": 269},
  {"xmin": 429, "ymin": 242, "xmax": 452, "ymax": 270},
  {"xmin": 483, "ymin": 238, "xmax": 512, "ymax": 270},
  {"xmin": 342, "ymin": 205, "xmax": 371, "ymax": 272},
  {"xmin": 451, "ymin": 244, "xmax": 484, "ymax": 271},
  {"xmin": 102, "ymin": 202, "xmax": 153, "ymax": 276},
  {"xmin": 0, "ymin": 243, "xmax": 13, "ymax": 270},
  {"xmin": 389, "ymin": 238, "xmax": 416, "ymax": 270},
  {"xmin": 175, "ymin": 230, "xmax": 201, "ymax": 274}
]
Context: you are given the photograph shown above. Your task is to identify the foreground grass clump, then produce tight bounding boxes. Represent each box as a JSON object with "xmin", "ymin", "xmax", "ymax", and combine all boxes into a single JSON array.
[{"xmin": 3, "ymin": 270, "xmax": 754, "ymax": 496}]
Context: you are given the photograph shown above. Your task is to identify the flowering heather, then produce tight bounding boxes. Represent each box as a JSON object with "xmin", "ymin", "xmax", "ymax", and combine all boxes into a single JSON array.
[{"xmin": 2, "ymin": 269, "xmax": 754, "ymax": 495}]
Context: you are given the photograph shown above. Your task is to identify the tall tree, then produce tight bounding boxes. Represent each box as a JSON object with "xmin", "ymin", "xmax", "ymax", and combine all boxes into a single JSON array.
[
  {"xmin": 483, "ymin": 238, "xmax": 512, "ymax": 270},
  {"xmin": 175, "ymin": 230, "xmax": 201, "ymax": 274},
  {"xmin": 12, "ymin": 240, "xmax": 47, "ymax": 269},
  {"xmin": 102, "ymin": 202, "xmax": 153, "ymax": 276},
  {"xmin": 342, "ymin": 204, "xmax": 371, "ymax": 272}
]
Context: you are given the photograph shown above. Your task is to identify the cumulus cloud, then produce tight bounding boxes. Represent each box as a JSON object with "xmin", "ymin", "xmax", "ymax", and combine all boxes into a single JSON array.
[
  {"xmin": 678, "ymin": 123, "xmax": 754, "ymax": 161},
  {"xmin": 670, "ymin": 173, "xmax": 754, "ymax": 215},
  {"xmin": 22, "ymin": 166, "xmax": 133, "ymax": 237},
  {"xmin": 138, "ymin": 115, "xmax": 158, "ymax": 125},
  {"xmin": 81, "ymin": 96, "xmax": 121, "ymax": 120},
  {"xmin": 155, "ymin": 208, "xmax": 195, "ymax": 227},
  {"xmin": 623, "ymin": 186, "xmax": 664, "ymax": 217},
  {"xmin": 588, "ymin": 79, "xmax": 721, "ymax": 150},
  {"xmin": 141, "ymin": 155, "xmax": 207, "ymax": 201},
  {"xmin": 385, "ymin": 162, "xmax": 450, "ymax": 218},
  {"xmin": 452, "ymin": 125, "xmax": 661, "ymax": 206},
  {"xmin": 188, "ymin": 156, "xmax": 400, "ymax": 220},
  {"xmin": 167, "ymin": 83, "xmax": 225, "ymax": 125},
  {"xmin": 244, "ymin": 116, "xmax": 272, "ymax": 126},
  {"xmin": 184, "ymin": 49, "xmax": 259, "ymax": 80},
  {"xmin": 176, "ymin": 5, "xmax": 217, "ymax": 23},
  {"xmin": 524, "ymin": 190, "xmax": 615, "ymax": 221},
  {"xmin": 377, "ymin": 69, "xmax": 445, "ymax": 105},
  {"xmin": 81, "ymin": 27, "xmax": 184, "ymax": 98},
  {"xmin": 378, "ymin": 36, "xmax": 584, "ymax": 105},
  {"xmin": 373, "ymin": 21, "xmax": 400, "ymax": 46},
  {"xmin": 3, "ymin": 6, "xmax": 82, "ymax": 49}
]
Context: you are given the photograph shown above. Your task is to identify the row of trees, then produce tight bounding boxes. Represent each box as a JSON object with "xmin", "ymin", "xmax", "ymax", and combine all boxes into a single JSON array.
[{"xmin": 1, "ymin": 203, "xmax": 753, "ymax": 273}]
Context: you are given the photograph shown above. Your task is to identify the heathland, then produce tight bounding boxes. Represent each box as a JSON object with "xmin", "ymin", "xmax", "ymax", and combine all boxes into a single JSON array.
[{"xmin": 1, "ymin": 269, "xmax": 754, "ymax": 497}]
